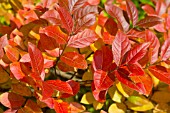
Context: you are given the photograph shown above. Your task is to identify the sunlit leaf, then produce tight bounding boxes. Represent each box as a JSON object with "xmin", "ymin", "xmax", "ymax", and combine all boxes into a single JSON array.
[{"xmin": 61, "ymin": 52, "xmax": 87, "ymax": 69}]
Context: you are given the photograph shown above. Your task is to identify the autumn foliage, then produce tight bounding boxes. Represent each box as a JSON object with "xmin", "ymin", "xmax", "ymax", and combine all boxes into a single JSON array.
[{"xmin": 0, "ymin": 0, "xmax": 170, "ymax": 112}]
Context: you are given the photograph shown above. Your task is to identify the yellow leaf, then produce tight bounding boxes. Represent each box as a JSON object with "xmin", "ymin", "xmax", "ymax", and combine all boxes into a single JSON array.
[
  {"xmin": 116, "ymin": 82, "xmax": 134, "ymax": 98},
  {"xmin": 93, "ymin": 101, "xmax": 104, "ymax": 110},
  {"xmin": 126, "ymin": 96, "xmax": 154, "ymax": 111},
  {"xmin": 108, "ymin": 85, "xmax": 122, "ymax": 103},
  {"xmin": 90, "ymin": 38, "xmax": 104, "ymax": 52},
  {"xmin": 108, "ymin": 103, "xmax": 126, "ymax": 113},
  {"xmin": 145, "ymin": 69, "xmax": 159, "ymax": 87},
  {"xmin": 81, "ymin": 92, "xmax": 95, "ymax": 104}
]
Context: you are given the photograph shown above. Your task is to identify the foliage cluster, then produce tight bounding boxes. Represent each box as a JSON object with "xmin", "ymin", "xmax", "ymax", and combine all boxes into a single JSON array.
[{"xmin": 0, "ymin": 0, "xmax": 170, "ymax": 112}]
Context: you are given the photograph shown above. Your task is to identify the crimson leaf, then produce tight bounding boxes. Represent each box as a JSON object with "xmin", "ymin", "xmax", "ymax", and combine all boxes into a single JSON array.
[
  {"xmin": 68, "ymin": 29, "xmax": 98, "ymax": 48},
  {"xmin": 112, "ymin": 30, "xmax": 131, "ymax": 66},
  {"xmin": 105, "ymin": 4, "xmax": 129, "ymax": 32}
]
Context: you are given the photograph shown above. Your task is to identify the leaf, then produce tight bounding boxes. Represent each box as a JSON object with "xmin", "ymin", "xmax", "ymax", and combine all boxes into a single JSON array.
[
  {"xmin": 151, "ymin": 91, "xmax": 170, "ymax": 103},
  {"xmin": 40, "ymin": 25, "xmax": 68, "ymax": 44},
  {"xmin": 0, "ymin": 66, "xmax": 10, "ymax": 84},
  {"xmin": 128, "ymin": 63, "xmax": 145, "ymax": 76},
  {"xmin": 0, "ymin": 34, "xmax": 8, "ymax": 59},
  {"xmin": 94, "ymin": 70, "xmax": 114, "ymax": 90},
  {"xmin": 115, "ymin": 68, "xmax": 151, "ymax": 95},
  {"xmin": 39, "ymin": 33, "xmax": 59, "ymax": 50},
  {"xmin": 28, "ymin": 42, "xmax": 44, "ymax": 81},
  {"xmin": 93, "ymin": 101, "xmax": 104, "ymax": 110},
  {"xmin": 69, "ymin": 0, "xmax": 87, "ymax": 13},
  {"xmin": 69, "ymin": 102, "xmax": 86, "ymax": 113},
  {"xmin": 112, "ymin": 31, "xmax": 131, "ymax": 66},
  {"xmin": 126, "ymin": 42, "xmax": 150, "ymax": 64},
  {"xmin": 42, "ymin": 80, "xmax": 73, "ymax": 99},
  {"xmin": 18, "ymin": 99, "xmax": 42, "ymax": 113},
  {"xmin": 10, "ymin": 62, "xmax": 26, "ymax": 80},
  {"xmin": 145, "ymin": 30, "xmax": 160, "ymax": 64},
  {"xmin": 105, "ymin": 4, "xmax": 129, "ymax": 32},
  {"xmin": 54, "ymin": 100, "xmax": 69, "ymax": 113},
  {"xmin": 61, "ymin": 80, "xmax": 80, "ymax": 98},
  {"xmin": 58, "ymin": 61, "xmax": 74, "ymax": 72},
  {"xmin": 11, "ymin": 83, "xmax": 32, "ymax": 97},
  {"xmin": 126, "ymin": 0, "xmax": 138, "ymax": 25},
  {"xmin": 61, "ymin": 52, "xmax": 87, "ymax": 69},
  {"xmin": 160, "ymin": 38, "xmax": 170, "ymax": 61},
  {"xmin": 108, "ymin": 103, "xmax": 127, "ymax": 113},
  {"xmin": 74, "ymin": 14, "xmax": 96, "ymax": 33},
  {"xmin": 4, "ymin": 46, "xmax": 19, "ymax": 62},
  {"xmin": 92, "ymin": 46, "xmax": 113, "ymax": 71},
  {"xmin": 68, "ymin": 29, "xmax": 98, "ymax": 48},
  {"xmin": 142, "ymin": 4, "xmax": 157, "ymax": 15},
  {"xmin": 88, "ymin": 0, "xmax": 100, "ymax": 5},
  {"xmin": 91, "ymin": 82, "xmax": 107, "ymax": 102},
  {"xmin": 148, "ymin": 65, "xmax": 170, "ymax": 84},
  {"xmin": 136, "ymin": 16, "xmax": 163, "ymax": 28},
  {"xmin": 73, "ymin": 5, "xmax": 98, "ymax": 20},
  {"xmin": 155, "ymin": 0, "xmax": 166, "ymax": 16},
  {"xmin": 126, "ymin": 96, "xmax": 154, "ymax": 111},
  {"xmin": 102, "ymin": 32, "xmax": 114, "ymax": 45},
  {"xmin": 104, "ymin": 18, "xmax": 118, "ymax": 36},
  {"xmin": 40, "ymin": 9, "xmax": 61, "ymax": 25},
  {"xmin": 56, "ymin": 5, "xmax": 73, "ymax": 33},
  {"xmin": 108, "ymin": 85, "xmax": 122, "ymax": 103},
  {"xmin": 127, "ymin": 29, "xmax": 145, "ymax": 39},
  {"xmin": 0, "ymin": 92, "xmax": 26, "ymax": 109},
  {"xmin": 81, "ymin": 92, "xmax": 95, "ymax": 104}
]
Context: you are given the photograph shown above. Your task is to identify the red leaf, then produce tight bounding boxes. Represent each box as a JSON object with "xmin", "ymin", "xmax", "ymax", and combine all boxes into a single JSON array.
[
  {"xmin": 145, "ymin": 30, "xmax": 160, "ymax": 64},
  {"xmin": 61, "ymin": 80, "xmax": 80, "ymax": 98},
  {"xmin": 56, "ymin": 5, "xmax": 73, "ymax": 33},
  {"xmin": 5, "ymin": 46, "xmax": 19, "ymax": 62},
  {"xmin": 156, "ymin": 0, "xmax": 166, "ymax": 16},
  {"xmin": 58, "ymin": 0, "xmax": 69, "ymax": 10},
  {"xmin": 142, "ymin": 4, "xmax": 157, "ymax": 16},
  {"xmin": 104, "ymin": 18, "xmax": 118, "ymax": 36},
  {"xmin": 126, "ymin": 43, "xmax": 150, "ymax": 64},
  {"xmin": 92, "ymin": 46, "xmax": 113, "ymax": 71},
  {"xmin": 69, "ymin": 0, "xmax": 87, "ymax": 13},
  {"xmin": 73, "ymin": 5, "xmax": 98, "ymax": 20},
  {"xmin": 10, "ymin": 62, "xmax": 26, "ymax": 80},
  {"xmin": 42, "ymin": 80, "xmax": 73, "ymax": 99},
  {"xmin": 28, "ymin": 42, "xmax": 44, "ymax": 81},
  {"xmin": 94, "ymin": 70, "xmax": 114, "ymax": 90},
  {"xmin": 20, "ymin": 53, "xmax": 31, "ymax": 63},
  {"xmin": 160, "ymin": 38, "xmax": 170, "ymax": 61},
  {"xmin": 40, "ymin": 25, "xmax": 68, "ymax": 44},
  {"xmin": 88, "ymin": 0, "xmax": 100, "ymax": 5},
  {"xmin": 149, "ymin": 65, "xmax": 170, "ymax": 84},
  {"xmin": 40, "ymin": 9, "xmax": 61, "ymax": 25},
  {"xmin": 127, "ymin": 29, "xmax": 145, "ymax": 39},
  {"xmin": 69, "ymin": 102, "xmax": 85, "ymax": 113},
  {"xmin": 74, "ymin": 14, "xmax": 96, "ymax": 33},
  {"xmin": 112, "ymin": 31, "xmax": 131, "ymax": 66},
  {"xmin": 126, "ymin": 0, "xmax": 138, "ymax": 25},
  {"xmin": 68, "ymin": 29, "xmax": 98, "ymax": 48},
  {"xmin": 58, "ymin": 61, "xmax": 74, "ymax": 72},
  {"xmin": 105, "ymin": 4, "xmax": 129, "ymax": 32},
  {"xmin": 39, "ymin": 33, "xmax": 59, "ymax": 50},
  {"xmin": 61, "ymin": 52, "xmax": 87, "ymax": 69},
  {"xmin": 128, "ymin": 63, "xmax": 145, "ymax": 76},
  {"xmin": 0, "ymin": 92, "xmax": 26, "ymax": 109},
  {"xmin": 115, "ymin": 68, "xmax": 147, "ymax": 94},
  {"xmin": 0, "ymin": 35, "xmax": 8, "ymax": 59},
  {"xmin": 102, "ymin": 32, "xmax": 114, "ymax": 45},
  {"xmin": 91, "ymin": 82, "xmax": 107, "ymax": 102},
  {"xmin": 130, "ymin": 73, "xmax": 153, "ymax": 95},
  {"xmin": 54, "ymin": 100, "xmax": 69, "ymax": 113},
  {"xmin": 136, "ymin": 16, "xmax": 163, "ymax": 28}
]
